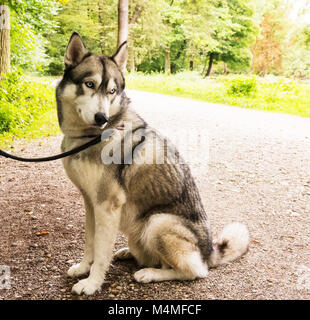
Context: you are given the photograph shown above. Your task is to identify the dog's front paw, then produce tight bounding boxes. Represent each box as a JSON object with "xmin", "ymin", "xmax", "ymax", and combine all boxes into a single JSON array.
[
  {"xmin": 67, "ymin": 263, "xmax": 90, "ymax": 278},
  {"xmin": 134, "ymin": 268, "xmax": 157, "ymax": 283},
  {"xmin": 72, "ymin": 278, "xmax": 101, "ymax": 296}
]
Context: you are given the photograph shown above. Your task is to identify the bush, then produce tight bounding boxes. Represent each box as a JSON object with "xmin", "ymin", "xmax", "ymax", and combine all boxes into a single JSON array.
[
  {"xmin": 226, "ymin": 76, "xmax": 258, "ymax": 97},
  {"xmin": 0, "ymin": 68, "xmax": 56, "ymax": 135},
  {"xmin": 46, "ymin": 61, "xmax": 64, "ymax": 75},
  {"xmin": 127, "ymin": 73, "xmax": 310, "ymax": 118},
  {"xmin": 0, "ymin": 102, "xmax": 17, "ymax": 133}
]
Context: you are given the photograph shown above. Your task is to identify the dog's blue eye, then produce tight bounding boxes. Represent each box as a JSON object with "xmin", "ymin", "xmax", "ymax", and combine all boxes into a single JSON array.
[
  {"xmin": 109, "ymin": 89, "xmax": 116, "ymax": 94},
  {"xmin": 85, "ymin": 81, "xmax": 95, "ymax": 89}
]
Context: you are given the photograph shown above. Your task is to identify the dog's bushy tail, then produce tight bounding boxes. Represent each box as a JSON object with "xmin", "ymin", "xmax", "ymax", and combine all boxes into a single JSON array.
[{"xmin": 208, "ymin": 222, "xmax": 249, "ymax": 268}]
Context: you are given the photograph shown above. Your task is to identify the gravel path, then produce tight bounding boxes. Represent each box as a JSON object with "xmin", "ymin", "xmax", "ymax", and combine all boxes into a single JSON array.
[{"xmin": 1, "ymin": 90, "xmax": 310, "ymax": 300}]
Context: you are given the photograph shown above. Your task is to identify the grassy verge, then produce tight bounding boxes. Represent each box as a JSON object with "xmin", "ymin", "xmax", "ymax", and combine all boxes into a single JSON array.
[
  {"xmin": 0, "ymin": 109, "xmax": 59, "ymax": 148},
  {"xmin": 126, "ymin": 72, "xmax": 310, "ymax": 118},
  {"xmin": 1, "ymin": 71, "xmax": 309, "ymax": 149},
  {"xmin": 0, "ymin": 71, "xmax": 59, "ymax": 148}
]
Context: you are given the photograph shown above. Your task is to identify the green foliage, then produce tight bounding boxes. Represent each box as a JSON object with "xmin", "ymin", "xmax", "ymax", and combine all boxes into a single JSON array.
[
  {"xmin": 7, "ymin": 0, "xmax": 60, "ymax": 71},
  {"xmin": 201, "ymin": 0, "xmax": 258, "ymax": 73},
  {"xmin": 45, "ymin": 0, "xmax": 117, "ymax": 75},
  {"xmin": 143, "ymin": 2, "xmax": 189, "ymax": 74},
  {"xmin": 0, "ymin": 68, "xmax": 57, "ymax": 141},
  {"xmin": 129, "ymin": 0, "xmax": 166, "ymax": 64},
  {"xmin": 1, "ymin": 0, "xmax": 309, "ymax": 78},
  {"xmin": 252, "ymin": 0, "xmax": 310, "ymax": 78},
  {"xmin": 0, "ymin": 102, "xmax": 16, "ymax": 133},
  {"xmin": 282, "ymin": 23, "xmax": 310, "ymax": 78},
  {"xmin": 127, "ymin": 73, "xmax": 310, "ymax": 118},
  {"xmin": 7, "ymin": 0, "xmax": 59, "ymax": 32},
  {"xmin": 43, "ymin": 0, "xmax": 259, "ymax": 75},
  {"xmin": 226, "ymin": 76, "xmax": 258, "ymax": 96}
]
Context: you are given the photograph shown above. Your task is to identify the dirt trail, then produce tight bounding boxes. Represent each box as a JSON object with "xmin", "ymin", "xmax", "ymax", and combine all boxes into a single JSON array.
[{"xmin": 1, "ymin": 90, "xmax": 310, "ymax": 300}]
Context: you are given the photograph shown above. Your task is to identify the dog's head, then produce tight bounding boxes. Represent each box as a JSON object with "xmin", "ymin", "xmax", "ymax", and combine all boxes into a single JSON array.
[{"xmin": 56, "ymin": 32, "xmax": 128, "ymax": 135}]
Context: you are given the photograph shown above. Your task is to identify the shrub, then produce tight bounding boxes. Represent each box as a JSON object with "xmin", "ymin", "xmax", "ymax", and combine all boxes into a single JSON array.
[
  {"xmin": 226, "ymin": 76, "xmax": 258, "ymax": 97},
  {"xmin": 127, "ymin": 73, "xmax": 310, "ymax": 118},
  {"xmin": 0, "ymin": 68, "xmax": 56, "ymax": 135},
  {"xmin": 0, "ymin": 102, "xmax": 17, "ymax": 133},
  {"xmin": 46, "ymin": 61, "xmax": 64, "ymax": 75}
]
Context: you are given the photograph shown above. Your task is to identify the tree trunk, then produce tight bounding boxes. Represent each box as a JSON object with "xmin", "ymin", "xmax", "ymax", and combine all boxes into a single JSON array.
[
  {"xmin": 175, "ymin": 39, "xmax": 186, "ymax": 60},
  {"xmin": 201, "ymin": 57, "xmax": 208, "ymax": 76},
  {"xmin": 128, "ymin": 43, "xmax": 134, "ymax": 73},
  {"xmin": 0, "ymin": 4, "xmax": 10, "ymax": 76},
  {"xmin": 117, "ymin": 0, "xmax": 128, "ymax": 48},
  {"xmin": 127, "ymin": 5, "xmax": 142, "ymax": 74},
  {"xmin": 189, "ymin": 60, "xmax": 193, "ymax": 71},
  {"xmin": 205, "ymin": 53, "xmax": 214, "ymax": 77},
  {"xmin": 165, "ymin": 47, "xmax": 171, "ymax": 74},
  {"xmin": 223, "ymin": 62, "xmax": 228, "ymax": 74},
  {"xmin": 97, "ymin": 0, "xmax": 105, "ymax": 54}
]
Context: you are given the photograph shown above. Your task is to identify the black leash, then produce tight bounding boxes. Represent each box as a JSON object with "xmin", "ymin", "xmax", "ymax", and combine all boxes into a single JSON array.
[{"xmin": 0, "ymin": 135, "xmax": 102, "ymax": 163}]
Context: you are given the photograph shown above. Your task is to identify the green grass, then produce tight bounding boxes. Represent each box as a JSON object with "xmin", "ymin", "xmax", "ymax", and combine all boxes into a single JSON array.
[
  {"xmin": 1, "ymin": 71, "xmax": 310, "ymax": 148},
  {"xmin": 126, "ymin": 72, "xmax": 310, "ymax": 118},
  {"xmin": 0, "ymin": 107, "xmax": 59, "ymax": 146},
  {"xmin": 0, "ymin": 71, "xmax": 59, "ymax": 148}
]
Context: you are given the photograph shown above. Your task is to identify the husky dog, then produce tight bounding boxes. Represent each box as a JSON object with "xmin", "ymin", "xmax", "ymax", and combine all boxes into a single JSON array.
[{"xmin": 56, "ymin": 32, "xmax": 249, "ymax": 295}]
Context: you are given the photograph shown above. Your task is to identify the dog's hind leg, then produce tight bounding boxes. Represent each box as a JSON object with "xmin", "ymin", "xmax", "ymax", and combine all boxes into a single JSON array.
[
  {"xmin": 114, "ymin": 247, "xmax": 134, "ymax": 260},
  {"xmin": 114, "ymin": 240, "xmax": 160, "ymax": 267},
  {"xmin": 134, "ymin": 214, "xmax": 208, "ymax": 283},
  {"xmin": 134, "ymin": 250, "xmax": 208, "ymax": 283},
  {"xmin": 68, "ymin": 193, "xmax": 94, "ymax": 278}
]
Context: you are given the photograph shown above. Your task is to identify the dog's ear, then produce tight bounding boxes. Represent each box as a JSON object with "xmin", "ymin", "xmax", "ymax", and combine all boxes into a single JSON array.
[
  {"xmin": 64, "ymin": 32, "xmax": 88, "ymax": 68},
  {"xmin": 112, "ymin": 41, "xmax": 128, "ymax": 74}
]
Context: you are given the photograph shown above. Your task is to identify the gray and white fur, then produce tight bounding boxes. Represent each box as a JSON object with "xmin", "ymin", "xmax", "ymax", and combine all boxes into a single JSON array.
[{"xmin": 56, "ymin": 33, "xmax": 249, "ymax": 295}]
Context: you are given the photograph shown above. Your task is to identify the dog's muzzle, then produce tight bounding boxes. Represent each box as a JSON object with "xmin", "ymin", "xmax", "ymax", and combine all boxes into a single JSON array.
[{"xmin": 94, "ymin": 112, "xmax": 108, "ymax": 126}]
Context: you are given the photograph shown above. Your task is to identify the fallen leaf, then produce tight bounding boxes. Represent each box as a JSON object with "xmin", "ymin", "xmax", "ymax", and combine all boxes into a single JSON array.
[{"xmin": 36, "ymin": 231, "xmax": 49, "ymax": 236}]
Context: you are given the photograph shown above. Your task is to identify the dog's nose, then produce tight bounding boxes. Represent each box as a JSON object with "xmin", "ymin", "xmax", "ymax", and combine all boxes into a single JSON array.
[{"xmin": 94, "ymin": 112, "xmax": 108, "ymax": 126}]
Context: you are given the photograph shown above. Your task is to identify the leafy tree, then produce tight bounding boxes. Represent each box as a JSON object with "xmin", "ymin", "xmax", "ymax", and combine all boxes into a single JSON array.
[
  {"xmin": 251, "ymin": 0, "xmax": 291, "ymax": 76},
  {"xmin": 95, "ymin": 0, "xmax": 118, "ymax": 54},
  {"xmin": 128, "ymin": 0, "xmax": 166, "ymax": 73},
  {"xmin": 201, "ymin": 0, "xmax": 258, "ymax": 77},
  {"xmin": 162, "ymin": 2, "xmax": 188, "ymax": 74},
  {"xmin": 8, "ymin": 0, "xmax": 306, "ymax": 78},
  {"xmin": 179, "ymin": 0, "xmax": 214, "ymax": 73},
  {"xmin": 7, "ymin": 0, "xmax": 60, "ymax": 71},
  {"xmin": 282, "ymin": 1, "xmax": 310, "ymax": 78},
  {"xmin": 45, "ymin": 0, "xmax": 115, "ymax": 74},
  {"xmin": 137, "ymin": 2, "xmax": 188, "ymax": 74}
]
